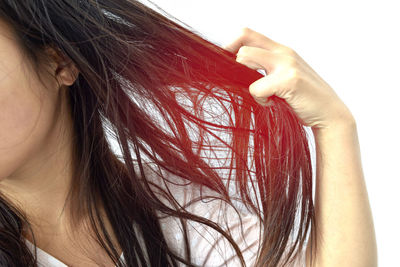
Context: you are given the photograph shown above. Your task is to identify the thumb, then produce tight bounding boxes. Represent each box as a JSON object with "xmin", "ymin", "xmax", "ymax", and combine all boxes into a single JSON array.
[{"xmin": 248, "ymin": 75, "xmax": 277, "ymax": 107}]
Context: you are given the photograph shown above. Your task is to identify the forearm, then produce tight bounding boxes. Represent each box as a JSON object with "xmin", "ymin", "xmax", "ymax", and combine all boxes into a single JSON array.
[{"xmin": 305, "ymin": 120, "xmax": 377, "ymax": 267}]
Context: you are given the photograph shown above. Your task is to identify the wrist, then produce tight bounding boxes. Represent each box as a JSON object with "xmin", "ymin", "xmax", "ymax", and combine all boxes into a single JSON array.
[
  {"xmin": 312, "ymin": 117, "xmax": 357, "ymax": 143},
  {"xmin": 312, "ymin": 102, "xmax": 356, "ymax": 134}
]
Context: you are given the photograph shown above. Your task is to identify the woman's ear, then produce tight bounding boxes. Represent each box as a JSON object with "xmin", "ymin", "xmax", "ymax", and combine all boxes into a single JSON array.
[
  {"xmin": 44, "ymin": 46, "xmax": 80, "ymax": 87},
  {"xmin": 56, "ymin": 59, "xmax": 79, "ymax": 86}
]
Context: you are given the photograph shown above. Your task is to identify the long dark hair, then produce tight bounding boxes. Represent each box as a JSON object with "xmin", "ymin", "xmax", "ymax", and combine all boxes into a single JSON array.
[{"xmin": 0, "ymin": 0, "xmax": 318, "ymax": 266}]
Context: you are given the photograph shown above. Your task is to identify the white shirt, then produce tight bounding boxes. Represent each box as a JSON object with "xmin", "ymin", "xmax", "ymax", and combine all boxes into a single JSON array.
[
  {"xmin": 23, "ymin": 208, "xmax": 260, "ymax": 267},
  {"xmin": 23, "ymin": 162, "xmax": 306, "ymax": 266},
  {"xmin": 24, "ymin": 238, "xmax": 125, "ymax": 266}
]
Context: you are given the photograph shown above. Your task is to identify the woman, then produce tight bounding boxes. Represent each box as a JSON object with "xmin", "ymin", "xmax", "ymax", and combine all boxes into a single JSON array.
[{"xmin": 0, "ymin": 0, "xmax": 377, "ymax": 266}]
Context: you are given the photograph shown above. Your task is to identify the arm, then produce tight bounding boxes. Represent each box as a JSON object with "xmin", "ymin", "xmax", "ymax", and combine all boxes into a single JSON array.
[
  {"xmin": 305, "ymin": 119, "xmax": 378, "ymax": 267},
  {"xmin": 221, "ymin": 27, "xmax": 378, "ymax": 267}
]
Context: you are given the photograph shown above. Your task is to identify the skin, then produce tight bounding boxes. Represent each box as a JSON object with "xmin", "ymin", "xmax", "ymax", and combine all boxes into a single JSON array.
[
  {"xmin": 0, "ymin": 18, "xmax": 78, "ymax": 231},
  {"xmin": 0, "ymin": 17, "xmax": 377, "ymax": 266},
  {"xmin": 0, "ymin": 19, "xmax": 121, "ymax": 266},
  {"xmin": 224, "ymin": 27, "xmax": 377, "ymax": 266}
]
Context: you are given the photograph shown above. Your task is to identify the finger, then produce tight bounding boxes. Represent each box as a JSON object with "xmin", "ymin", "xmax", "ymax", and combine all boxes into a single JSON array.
[
  {"xmin": 236, "ymin": 46, "xmax": 282, "ymax": 75},
  {"xmin": 248, "ymin": 75, "xmax": 278, "ymax": 107},
  {"xmin": 223, "ymin": 27, "xmax": 283, "ymax": 54}
]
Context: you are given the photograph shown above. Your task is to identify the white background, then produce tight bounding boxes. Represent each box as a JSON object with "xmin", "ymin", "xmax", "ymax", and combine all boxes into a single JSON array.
[{"xmin": 139, "ymin": 1, "xmax": 399, "ymax": 265}]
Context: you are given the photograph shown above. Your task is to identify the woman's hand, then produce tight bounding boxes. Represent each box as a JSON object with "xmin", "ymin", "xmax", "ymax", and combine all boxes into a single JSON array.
[{"xmin": 223, "ymin": 27, "xmax": 355, "ymax": 131}]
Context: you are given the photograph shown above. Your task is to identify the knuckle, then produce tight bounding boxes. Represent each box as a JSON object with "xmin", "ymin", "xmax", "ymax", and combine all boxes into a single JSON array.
[
  {"xmin": 286, "ymin": 57, "xmax": 299, "ymax": 70},
  {"xmin": 277, "ymin": 45, "xmax": 298, "ymax": 57},
  {"xmin": 237, "ymin": 46, "xmax": 248, "ymax": 55},
  {"xmin": 286, "ymin": 46, "xmax": 298, "ymax": 57},
  {"xmin": 287, "ymin": 68, "xmax": 301, "ymax": 85},
  {"xmin": 242, "ymin": 27, "xmax": 252, "ymax": 35},
  {"xmin": 249, "ymin": 85, "xmax": 264, "ymax": 100},
  {"xmin": 240, "ymin": 27, "xmax": 254, "ymax": 38},
  {"xmin": 248, "ymin": 83, "xmax": 258, "ymax": 95}
]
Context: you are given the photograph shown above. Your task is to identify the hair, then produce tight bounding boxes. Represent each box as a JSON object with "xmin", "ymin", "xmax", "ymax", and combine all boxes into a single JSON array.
[{"xmin": 0, "ymin": 0, "xmax": 319, "ymax": 266}]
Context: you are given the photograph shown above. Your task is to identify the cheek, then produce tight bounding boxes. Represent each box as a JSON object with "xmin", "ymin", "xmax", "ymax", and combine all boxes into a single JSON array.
[
  {"xmin": 0, "ymin": 69, "xmax": 57, "ymax": 179},
  {"xmin": 0, "ymin": 91, "xmax": 40, "ymax": 146}
]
